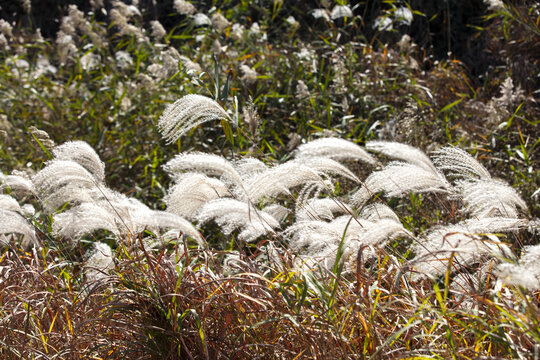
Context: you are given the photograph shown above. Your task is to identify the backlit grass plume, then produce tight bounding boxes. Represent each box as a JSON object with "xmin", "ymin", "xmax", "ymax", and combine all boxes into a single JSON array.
[
  {"xmin": 0, "ymin": 194, "xmax": 36, "ymax": 247},
  {"xmin": 158, "ymin": 94, "xmax": 232, "ymax": 143},
  {"xmin": 52, "ymin": 140, "xmax": 105, "ymax": 183},
  {"xmin": 352, "ymin": 141, "xmax": 451, "ymax": 207},
  {"xmin": 164, "ymin": 173, "xmax": 230, "ymax": 220},
  {"xmin": 295, "ymin": 137, "xmax": 377, "ymax": 164},
  {"xmin": 351, "ymin": 162, "xmax": 451, "ymax": 207},
  {"xmin": 164, "ymin": 152, "xmax": 244, "ymax": 187},
  {"xmin": 196, "ymin": 198, "xmax": 280, "ymax": 242}
]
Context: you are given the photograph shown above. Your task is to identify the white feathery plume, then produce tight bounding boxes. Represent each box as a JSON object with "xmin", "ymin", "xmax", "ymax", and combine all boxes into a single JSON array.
[
  {"xmin": 196, "ymin": 198, "xmax": 279, "ymax": 242},
  {"xmin": 286, "ymin": 214, "xmax": 410, "ymax": 271},
  {"xmin": 234, "ymin": 158, "xmax": 269, "ymax": 179},
  {"xmin": 21, "ymin": 204, "xmax": 35, "ymax": 217},
  {"xmin": 331, "ymin": 5, "xmax": 353, "ymax": 20},
  {"xmin": 158, "ymin": 94, "xmax": 232, "ymax": 144},
  {"xmin": 432, "ymin": 146, "xmax": 491, "ymax": 180},
  {"xmin": 53, "ymin": 202, "xmax": 124, "ymax": 240},
  {"xmin": 32, "ymin": 160, "xmax": 105, "ymax": 212},
  {"xmin": 262, "ymin": 204, "xmax": 290, "ymax": 223},
  {"xmin": 84, "ymin": 242, "xmax": 114, "ymax": 283},
  {"xmin": 164, "ymin": 152, "xmax": 244, "ymax": 187},
  {"xmin": 411, "ymin": 223, "xmax": 514, "ymax": 280},
  {"xmin": 284, "ymin": 216, "xmax": 365, "ymax": 255},
  {"xmin": 52, "ymin": 141, "xmax": 105, "ymax": 183},
  {"xmin": 295, "ymin": 137, "xmax": 377, "ymax": 164},
  {"xmin": 366, "ymin": 141, "xmax": 437, "ymax": 173},
  {"xmin": 461, "ymin": 217, "xmax": 530, "ymax": 233},
  {"xmin": 351, "ymin": 162, "xmax": 451, "ymax": 207},
  {"xmin": 39, "ymin": 185, "xmax": 106, "ymax": 213},
  {"xmin": 134, "ymin": 209, "xmax": 203, "ymax": 245},
  {"xmin": 53, "ymin": 193, "xmax": 202, "ymax": 244},
  {"xmin": 358, "ymin": 203, "xmax": 401, "ymax": 223},
  {"xmin": 296, "ymin": 197, "xmax": 352, "ymax": 222},
  {"xmin": 458, "ymin": 179, "xmax": 527, "ymax": 218},
  {"xmin": 164, "ymin": 173, "xmax": 229, "ymax": 220},
  {"xmin": 0, "ymin": 194, "xmax": 22, "ymax": 212},
  {"xmin": 295, "ymin": 180, "xmax": 334, "ymax": 210},
  {"xmin": 295, "ymin": 157, "xmax": 361, "ymax": 183},
  {"xmin": 496, "ymin": 244, "xmax": 540, "ymax": 290},
  {"xmin": 0, "ymin": 172, "xmax": 35, "ymax": 194},
  {"xmin": 174, "ymin": 0, "xmax": 196, "ymax": 15},
  {"xmin": 0, "ymin": 209, "xmax": 37, "ymax": 247},
  {"xmin": 245, "ymin": 162, "xmax": 323, "ymax": 202}
]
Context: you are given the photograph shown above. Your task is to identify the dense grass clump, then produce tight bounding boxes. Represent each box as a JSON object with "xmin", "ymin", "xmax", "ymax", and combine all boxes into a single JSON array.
[{"xmin": 1, "ymin": 1, "xmax": 539, "ymax": 358}]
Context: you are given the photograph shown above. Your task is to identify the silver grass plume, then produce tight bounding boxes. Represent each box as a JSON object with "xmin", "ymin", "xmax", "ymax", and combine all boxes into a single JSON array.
[
  {"xmin": 296, "ymin": 197, "xmax": 353, "ymax": 222},
  {"xmin": 158, "ymin": 94, "xmax": 232, "ymax": 144},
  {"xmin": 432, "ymin": 146, "xmax": 527, "ymax": 218},
  {"xmin": 410, "ymin": 222, "xmax": 517, "ymax": 280},
  {"xmin": 284, "ymin": 216, "xmax": 368, "ymax": 255},
  {"xmin": 0, "ymin": 194, "xmax": 36, "ymax": 247},
  {"xmin": 0, "ymin": 194, "xmax": 23, "ymax": 212},
  {"xmin": 262, "ymin": 204, "xmax": 290, "ymax": 223},
  {"xmin": 0, "ymin": 210, "xmax": 37, "ymax": 247},
  {"xmin": 164, "ymin": 152, "xmax": 244, "ymax": 187},
  {"xmin": 295, "ymin": 157, "xmax": 361, "ymax": 183},
  {"xmin": 286, "ymin": 214, "xmax": 410, "ymax": 271},
  {"xmin": 245, "ymin": 162, "xmax": 323, "ymax": 202},
  {"xmin": 432, "ymin": 146, "xmax": 491, "ymax": 180},
  {"xmin": 32, "ymin": 160, "xmax": 105, "ymax": 213},
  {"xmin": 0, "ymin": 172, "xmax": 35, "ymax": 195},
  {"xmin": 84, "ymin": 242, "xmax": 114, "ymax": 283},
  {"xmin": 196, "ymin": 198, "xmax": 279, "ymax": 242},
  {"xmin": 366, "ymin": 141, "xmax": 437, "ymax": 173},
  {"xmin": 458, "ymin": 179, "xmax": 528, "ymax": 218},
  {"xmin": 164, "ymin": 173, "xmax": 229, "ymax": 220},
  {"xmin": 496, "ymin": 244, "xmax": 540, "ymax": 290},
  {"xmin": 295, "ymin": 180, "xmax": 334, "ymax": 210},
  {"xmin": 52, "ymin": 141, "xmax": 105, "ymax": 183},
  {"xmin": 53, "ymin": 193, "xmax": 202, "ymax": 245},
  {"xmin": 351, "ymin": 162, "xmax": 451, "ymax": 207},
  {"xmin": 358, "ymin": 203, "xmax": 401, "ymax": 223},
  {"xmin": 234, "ymin": 158, "xmax": 269, "ymax": 179},
  {"xmin": 295, "ymin": 137, "xmax": 377, "ymax": 164}
]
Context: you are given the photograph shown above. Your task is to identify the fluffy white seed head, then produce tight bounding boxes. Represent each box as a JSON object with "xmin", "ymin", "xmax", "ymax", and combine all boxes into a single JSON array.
[
  {"xmin": 358, "ymin": 203, "xmax": 400, "ymax": 223},
  {"xmin": 234, "ymin": 158, "xmax": 269, "ymax": 179},
  {"xmin": 411, "ymin": 223, "xmax": 514, "ymax": 280},
  {"xmin": 164, "ymin": 152, "xmax": 244, "ymax": 187},
  {"xmin": 53, "ymin": 193, "xmax": 202, "ymax": 244},
  {"xmin": 458, "ymin": 179, "xmax": 527, "ymax": 218},
  {"xmin": 196, "ymin": 198, "xmax": 279, "ymax": 242},
  {"xmin": 158, "ymin": 95, "xmax": 231, "ymax": 143},
  {"xmin": 351, "ymin": 162, "xmax": 451, "ymax": 207},
  {"xmin": 245, "ymin": 162, "xmax": 323, "ymax": 202},
  {"xmin": 174, "ymin": 0, "xmax": 196, "ymax": 15},
  {"xmin": 296, "ymin": 137, "xmax": 377, "ymax": 165},
  {"xmin": 496, "ymin": 244, "xmax": 540, "ymax": 290},
  {"xmin": 296, "ymin": 197, "xmax": 353, "ymax": 222},
  {"xmin": 52, "ymin": 141, "xmax": 105, "ymax": 183},
  {"xmin": 331, "ymin": 5, "xmax": 353, "ymax": 20},
  {"xmin": 84, "ymin": 242, "xmax": 114, "ymax": 283},
  {"xmin": 32, "ymin": 160, "xmax": 104, "ymax": 212},
  {"xmin": 0, "ymin": 209, "xmax": 37, "ymax": 247},
  {"xmin": 366, "ymin": 141, "xmax": 437, "ymax": 173},
  {"xmin": 294, "ymin": 157, "xmax": 361, "ymax": 183},
  {"xmin": 165, "ymin": 173, "xmax": 229, "ymax": 220},
  {"xmin": 0, "ymin": 194, "xmax": 22, "ymax": 212},
  {"xmin": 432, "ymin": 146, "xmax": 492, "ymax": 180}
]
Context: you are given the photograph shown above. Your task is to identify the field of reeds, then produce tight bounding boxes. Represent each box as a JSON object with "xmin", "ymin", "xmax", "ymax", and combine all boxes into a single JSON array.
[{"xmin": 0, "ymin": 0, "xmax": 539, "ymax": 358}]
